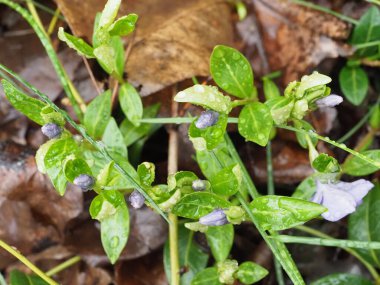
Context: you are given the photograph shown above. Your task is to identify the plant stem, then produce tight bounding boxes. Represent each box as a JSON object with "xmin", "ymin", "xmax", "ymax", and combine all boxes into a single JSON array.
[
  {"xmin": 262, "ymin": 70, "xmax": 282, "ymax": 80},
  {"xmin": 290, "ymin": 0, "xmax": 358, "ymax": 25},
  {"xmin": 355, "ymin": 40, "xmax": 380, "ymax": 50},
  {"xmin": 0, "ymin": 63, "xmax": 169, "ymax": 223},
  {"xmin": 295, "ymin": 225, "xmax": 380, "ymax": 281},
  {"xmin": 47, "ymin": 8, "xmax": 61, "ymax": 36},
  {"xmin": 266, "ymin": 141, "xmax": 285, "ymax": 285},
  {"xmin": 45, "ymin": 256, "xmax": 81, "ymax": 277},
  {"xmin": 168, "ymin": 91, "xmax": 180, "ymax": 285},
  {"xmin": 26, "ymin": 0, "xmax": 45, "ymax": 32},
  {"xmin": 231, "ymin": 98, "xmax": 255, "ymax": 108},
  {"xmin": 0, "ymin": 239, "xmax": 58, "ymax": 285},
  {"xmin": 0, "ymin": 0, "xmax": 85, "ymax": 120}
]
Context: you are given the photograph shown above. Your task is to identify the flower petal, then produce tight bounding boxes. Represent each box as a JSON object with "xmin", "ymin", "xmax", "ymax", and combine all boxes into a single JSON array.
[
  {"xmin": 336, "ymin": 179, "xmax": 374, "ymax": 204},
  {"xmin": 321, "ymin": 188, "xmax": 356, "ymax": 222}
]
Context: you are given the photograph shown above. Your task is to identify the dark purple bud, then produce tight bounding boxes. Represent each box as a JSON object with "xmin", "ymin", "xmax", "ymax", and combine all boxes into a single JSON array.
[
  {"xmin": 73, "ymin": 174, "xmax": 95, "ymax": 191},
  {"xmin": 41, "ymin": 123, "xmax": 62, "ymax": 139},
  {"xmin": 195, "ymin": 110, "xmax": 219, "ymax": 129},
  {"xmin": 199, "ymin": 209, "xmax": 229, "ymax": 226},
  {"xmin": 129, "ymin": 190, "xmax": 145, "ymax": 209},
  {"xmin": 192, "ymin": 179, "xmax": 206, "ymax": 191}
]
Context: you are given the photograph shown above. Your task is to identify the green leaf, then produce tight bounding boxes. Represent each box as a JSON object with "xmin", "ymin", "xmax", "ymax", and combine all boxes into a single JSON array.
[
  {"xmin": 57, "ymin": 27, "xmax": 94, "ymax": 58},
  {"xmin": 175, "ymin": 85, "xmax": 231, "ymax": 114},
  {"xmin": 206, "ymin": 224, "xmax": 234, "ymax": 262},
  {"xmin": 249, "ymin": 195, "xmax": 326, "ymax": 231},
  {"xmin": 2, "ymin": 79, "xmax": 46, "ymax": 125},
  {"xmin": 84, "ymin": 90, "xmax": 112, "ymax": 138},
  {"xmin": 40, "ymin": 106, "xmax": 65, "ymax": 126},
  {"xmin": 339, "ymin": 65, "xmax": 368, "ymax": 106},
  {"xmin": 90, "ymin": 194, "xmax": 116, "ymax": 221},
  {"xmin": 164, "ymin": 225, "xmax": 209, "ymax": 285},
  {"xmin": 102, "ymin": 118, "xmax": 128, "ymax": 158},
  {"xmin": 168, "ymin": 171, "xmax": 199, "ymax": 193},
  {"xmin": 172, "ymin": 192, "xmax": 231, "ymax": 219},
  {"xmin": 63, "ymin": 156, "xmax": 92, "ymax": 183},
  {"xmin": 44, "ymin": 137, "xmax": 78, "ymax": 195},
  {"xmin": 238, "ymin": 102, "xmax": 273, "ymax": 146},
  {"xmin": 265, "ymin": 96, "xmax": 294, "ymax": 125},
  {"xmin": 311, "ymin": 273, "xmax": 373, "ymax": 285},
  {"xmin": 109, "ymin": 14, "xmax": 138, "ymax": 36},
  {"xmin": 210, "ymin": 45, "xmax": 255, "ymax": 99},
  {"xmin": 349, "ymin": 183, "xmax": 380, "ymax": 267},
  {"xmin": 101, "ymin": 198, "xmax": 129, "ymax": 264},
  {"xmin": 292, "ymin": 176, "xmax": 316, "ymax": 201},
  {"xmin": 137, "ymin": 162, "xmax": 155, "ymax": 187},
  {"xmin": 189, "ymin": 113, "xmax": 228, "ymax": 151},
  {"xmin": 10, "ymin": 270, "xmax": 48, "ymax": 285},
  {"xmin": 36, "ymin": 139, "xmax": 57, "ymax": 174},
  {"xmin": 119, "ymin": 82, "xmax": 143, "ymax": 127},
  {"xmin": 351, "ymin": 6, "xmax": 380, "ymax": 57},
  {"xmin": 96, "ymin": 160, "xmax": 138, "ymax": 190},
  {"xmin": 111, "ymin": 36, "xmax": 125, "ymax": 79},
  {"xmin": 263, "ymin": 78, "xmax": 280, "ymax": 100},
  {"xmin": 234, "ymin": 261, "xmax": 268, "ymax": 285},
  {"xmin": 120, "ymin": 103, "xmax": 160, "ymax": 146},
  {"xmin": 94, "ymin": 44, "xmax": 116, "ymax": 75},
  {"xmin": 294, "ymin": 120, "xmax": 317, "ymax": 149},
  {"xmin": 209, "ymin": 164, "xmax": 241, "ymax": 196},
  {"xmin": 370, "ymin": 105, "xmax": 380, "ymax": 130},
  {"xmin": 99, "ymin": 0, "xmax": 121, "ymax": 28},
  {"xmin": 312, "ymin": 153, "xmax": 341, "ymax": 174},
  {"xmin": 191, "ymin": 267, "xmax": 222, "ymax": 285},
  {"xmin": 296, "ymin": 72, "xmax": 331, "ymax": 98},
  {"xmin": 343, "ymin": 150, "xmax": 380, "ymax": 176}
]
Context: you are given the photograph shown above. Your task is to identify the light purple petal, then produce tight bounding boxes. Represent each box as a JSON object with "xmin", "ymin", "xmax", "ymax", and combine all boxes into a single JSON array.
[
  {"xmin": 316, "ymin": 95, "xmax": 343, "ymax": 108},
  {"xmin": 311, "ymin": 181, "xmax": 324, "ymax": 204},
  {"xmin": 199, "ymin": 209, "xmax": 228, "ymax": 226},
  {"xmin": 336, "ymin": 179, "xmax": 374, "ymax": 205},
  {"xmin": 321, "ymin": 188, "xmax": 356, "ymax": 222}
]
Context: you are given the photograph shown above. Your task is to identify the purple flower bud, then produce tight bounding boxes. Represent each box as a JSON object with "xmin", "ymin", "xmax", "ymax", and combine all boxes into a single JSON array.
[
  {"xmin": 311, "ymin": 179, "xmax": 374, "ymax": 222},
  {"xmin": 195, "ymin": 110, "xmax": 219, "ymax": 129},
  {"xmin": 199, "ymin": 209, "xmax": 229, "ymax": 226},
  {"xmin": 73, "ymin": 174, "xmax": 95, "ymax": 191},
  {"xmin": 316, "ymin": 95, "xmax": 343, "ymax": 108},
  {"xmin": 129, "ymin": 190, "xmax": 145, "ymax": 209},
  {"xmin": 41, "ymin": 123, "xmax": 62, "ymax": 139},
  {"xmin": 192, "ymin": 179, "xmax": 206, "ymax": 191}
]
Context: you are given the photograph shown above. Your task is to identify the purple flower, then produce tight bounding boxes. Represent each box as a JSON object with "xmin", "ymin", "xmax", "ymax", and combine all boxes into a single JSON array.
[
  {"xmin": 199, "ymin": 209, "xmax": 229, "ymax": 226},
  {"xmin": 316, "ymin": 95, "xmax": 343, "ymax": 108},
  {"xmin": 41, "ymin": 123, "xmax": 62, "ymax": 139},
  {"xmin": 73, "ymin": 174, "xmax": 95, "ymax": 191},
  {"xmin": 192, "ymin": 179, "xmax": 206, "ymax": 191},
  {"xmin": 129, "ymin": 190, "xmax": 145, "ymax": 209},
  {"xmin": 311, "ymin": 179, "xmax": 374, "ymax": 222},
  {"xmin": 195, "ymin": 110, "xmax": 219, "ymax": 129}
]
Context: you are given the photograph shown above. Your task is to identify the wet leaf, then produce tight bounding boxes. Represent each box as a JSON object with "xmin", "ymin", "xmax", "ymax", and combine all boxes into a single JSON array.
[
  {"xmin": 63, "ymin": 156, "xmax": 92, "ymax": 183},
  {"xmin": 292, "ymin": 176, "xmax": 316, "ymax": 201},
  {"xmin": 263, "ymin": 78, "xmax": 280, "ymax": 100},
  {"xmin": 84, "ymin": 90, "xmax": 112, "ymax": 138},
  {"xmin": 191, "ymin": 267, "xmax": 222, "ymax": 285},
  {"xmin": 172, "ymin": 192, "xmax": 231, "ymax": 219},
  {"xmin": 210, "ymin": 45, "xmax": 255, "ymax": 99},
  {"xmin": 342, "ymin": 150, "xmax": 380, "ymax": 176},
  {"xmin": 311, "ymin": 273, "xmax": 372, "ymax": 285},
  {"xmin": 137, "ymin": 162, "xmax": 155, "ymax": 187},
  {"xmin": 102, "ymin": 118, "xmax": 128, "ymax": 158},
  {"xmin": 206, "ymin": 224, "xmax": 234, "ymax": 262},
  {"xmin": 10, "ymin": 270, "xmax": 47, "ymax": 285},
  {"xmin": 209, "ymin": 164, "xmax": 241, "ymax": 196},
  {"xmin": 238, "ymin": 102, "xmax": 273, "ymax": 146},
  {"xmin": 108, "ymin": 14, "xmax": 138, "ymax": 36},
  {"xmin": 58, "ymin": 27, "xmax": 95, "ymax": 58},
  {"xmin": 235, "ymin": 261, "xmax": 268, "ymax": 285},
  {"xmin": 265, "ymin": 96, "xmax": 294, "ymax": 125},
  {"xmin": 2, "ymin": 79, "xmax": 46, "ymax": 125},
  {"xmin": 249, "ymin": 195, "xmax": 326, "ymax": 231}
]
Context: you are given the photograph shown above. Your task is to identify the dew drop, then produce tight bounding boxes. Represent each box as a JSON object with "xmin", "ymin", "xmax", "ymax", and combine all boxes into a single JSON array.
[
  {"xmin": 176, "ymin": 91, "xmax": 186, "ymax": 99},
  {"xmin": 258, "ymin": 134, "xmax": 265, "ymax": 141},
  {"xmin": 194, "ymin": 85, "xmax": 205, "ymax": 93},
  {"xmin": 221, "ymin": 83, "xmax": 229, "ymax": 89},
  {"xmin": 110, "ymin": 236, "xmax": 120, "ymax": 248},
  {"xmin": 214, "ymin": 49, "xmax": 224, "ymax": 58},
  {"xmin": 232, "ymin": 53, "xmax": 240, "ymax": 60}
]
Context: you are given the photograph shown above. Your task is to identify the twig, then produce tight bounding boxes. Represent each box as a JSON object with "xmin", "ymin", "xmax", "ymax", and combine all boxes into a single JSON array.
[
  {"xmin": 45, "ymin": 256, "xmax": 81, "ymax": 277},
  {"xmin": 83, "ymin": 57, "xmax": 102, "ymax": 95}
]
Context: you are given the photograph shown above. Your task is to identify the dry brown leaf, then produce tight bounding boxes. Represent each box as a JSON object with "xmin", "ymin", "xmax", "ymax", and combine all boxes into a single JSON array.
[
  {"xmin": 252, "ymin": 0, "xmax": 352, "ymax": 84},
  {"xmin": 55, "ymin": 0, "xmax": 234, "ymax": 96}
]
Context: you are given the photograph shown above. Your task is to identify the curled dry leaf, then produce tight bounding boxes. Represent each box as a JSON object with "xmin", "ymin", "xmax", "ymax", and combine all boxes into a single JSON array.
[
  {"xmin": 55, "ymin": 0, "xmax": 234, "ymax": 96},
  {"xmin": 252, "ymin": 0, "xmax": 352, "ymax": 84}
]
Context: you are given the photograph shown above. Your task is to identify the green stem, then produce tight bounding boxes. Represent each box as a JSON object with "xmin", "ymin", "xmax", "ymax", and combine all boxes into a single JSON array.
[
  {"xmin": 0, "ymin": 63, "xmax": 169, "ymax": 223},
  {"xmin": 266, "ymin": 141, "xmax": 285, "ymax": 285},
  {"xmin": 45, "ymin": 256, "xmax": 81, "ymax": 277},
  {"xmin": 19, "ymin": 0, "xmax": 65, "ymax": 19},
  {"xmin": 355, "ymin": 40, "xmax": 380, "ymax": 50},
  {"xmin": 0, "ymin": 0, "xmax": 85, "ymax": 120},
  {"xmin": 0, "ymin": 239, "xmax": 58, "ymax": 285},
  {"xmin": 290, "ymin": 0, "xmax": 358, "ymax": 25},
  {"xmin": 169, "ymin": 213, "xmax": 180, "ymax": 285},
  {"xmin": 26, "ymin": 0, "xmax": 45, "ymax": 31},
  {"xmin": 231, "ymin": 98, "xmax": 255, "ymax": 108},
  {"xmin": 278, "ymin": 125, "xmax": 380, "ymax": 168},
  {"xmin": 296, "ymin": 225, "xmax": 380, "ymax": 281},
  {"xmin": 47, "ymin": 8, "xmax": 61, "ymax": 36},
  {"xmin": 262, "ymin": 70, "xmax": 282, "ymax": 80}
]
